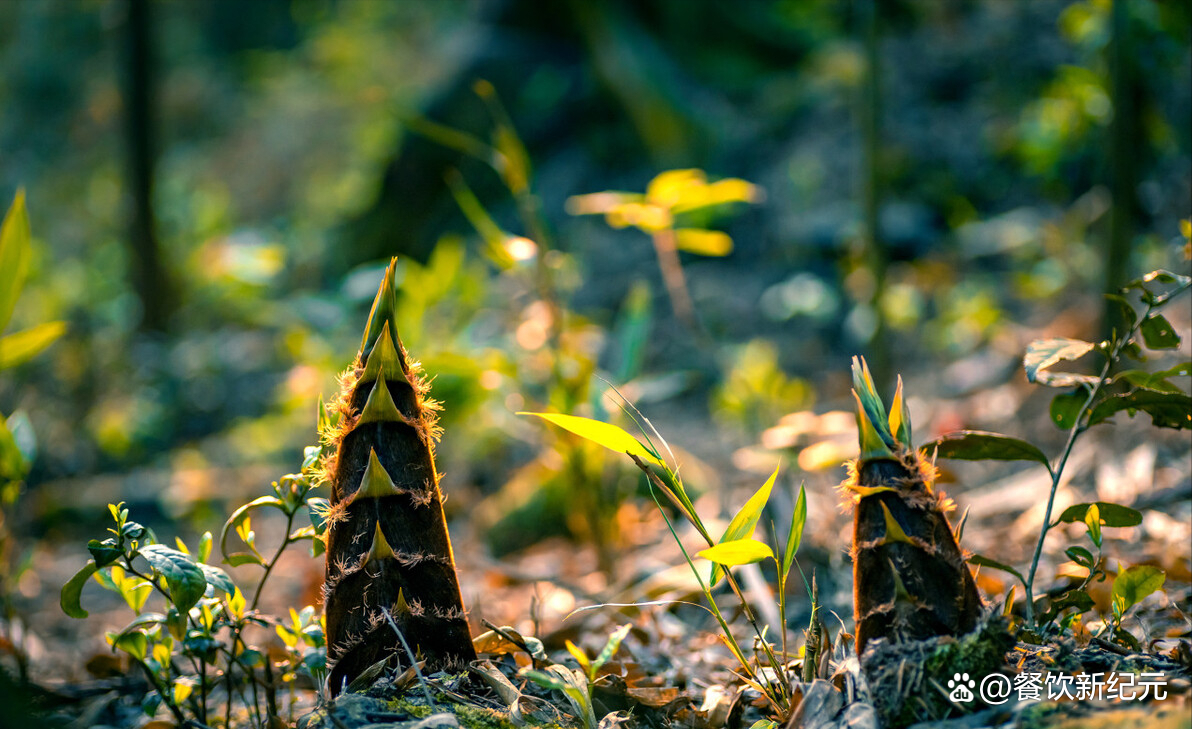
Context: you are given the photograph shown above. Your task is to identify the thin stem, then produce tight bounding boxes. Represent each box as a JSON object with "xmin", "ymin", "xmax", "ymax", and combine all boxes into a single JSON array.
[
  {"xmin": 135, "ymin": 658, "xmax": 188, "ymax": 725},
  {"xmin": 650, "ymin": 229, "xmax": 698, "ymax": 332},
  {"xmin": 251, "ymin": 509, "xmax": 297, "ymax": 611},
  {"xmin": 1022, "ymin": 298, "xmax": 1160, "ymax": 623}
]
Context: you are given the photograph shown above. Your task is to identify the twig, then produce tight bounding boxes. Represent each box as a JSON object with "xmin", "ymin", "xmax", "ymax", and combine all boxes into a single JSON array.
[{"xmin": 381, "ymin": 607, "xmax": 437, "ymax": 709}]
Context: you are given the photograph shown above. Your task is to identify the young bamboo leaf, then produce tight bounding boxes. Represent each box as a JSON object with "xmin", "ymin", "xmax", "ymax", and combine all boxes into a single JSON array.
[
  {"xmin": 60, "ymin": 562, "xmax": 99, "ymax": 618},
  {"xmin": 924, "ymin": 430, "xmax": 1050, "ymax": 468},
  {"xmin": 518, "ymin": 412, "xmax": 661, "ymax": 464},
  {"xmin": 697, "ymin": 538, "xmax": 774, "ymax": 567},
  {"xmin": 591, "ymin": 623, "xmax": 631, "ymax": 676},
  {"xmin": 0, "ymin": 321, "xmax": 67, "ymax": 370},
  {"xmin": 0, "ymin": 190, "xmax": 31, "ymax": 333},
  {"xmin": 1024, "ymin": 338, "xmax": 1095, "ymax": 384},
  {"xmin": 710, "ymin": 463, "xmax": 779, "ymax": 585},
  {"xmin": 564, "ymin": 640, "xmax": 590, "ymax": 675},
  {"xmin": 1140, "ymin": 314, "xmax": 1179, "ymax": 349},
  {"xmin": 781, "ymin": 483, "xmax": 807, "ymax": 581},
  {"xmin": 851, "ymin": 357, "xmax": 896, "ymax": 452},
  {"xmin": 1111, "ymin": 565, "xmax": 1165, "ymax": 615},
  {"xmin": 967, "ymin": 554, "xmax": 1025, "ymax": 586},
  {"xmin": 139, "ymin": 545, "xmax": 207, "ymax": 613},
  {"xmin": 1056, "ymin": 502, "xmax": 1142, "ymax": 528}
]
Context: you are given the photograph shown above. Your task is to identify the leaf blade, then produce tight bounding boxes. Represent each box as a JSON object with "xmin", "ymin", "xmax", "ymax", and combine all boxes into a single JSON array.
[
  {"xmin": 518, "ymin": 412, "xmax": 661, "ymax": 465},
  {"xmin": 697, "ymin": 538, "xmax": 775, "ymax": 567},
  {"xmin": 0, "ymin": 321, "xmax": 67, "ymax": 370},
  {"xmin": 0, "ymin": 190, "xmax": 31, "ymax": 332},
  {"xmin": 925, "ymin": 430, "xmax": 1051, "ymax": 469},
  {"xmin": 710, "ymin": 463, "xmax": 779, "ymax": 585}
]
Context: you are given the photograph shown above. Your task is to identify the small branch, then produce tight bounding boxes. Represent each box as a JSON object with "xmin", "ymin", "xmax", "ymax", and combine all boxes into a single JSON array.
[
  {"xmin": 381, "ymin": 608, "xmax": 437, "ymax": 709},
  {"xmin": 650, "ymin": 229, "xmax": 698, "ymax": 332}
]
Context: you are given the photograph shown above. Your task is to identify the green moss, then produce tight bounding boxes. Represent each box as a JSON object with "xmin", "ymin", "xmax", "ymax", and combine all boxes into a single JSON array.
[
  {"xmin": 387, "ymin": 696, "xmax": 570, "ymax": 729},
  {"xmin": 861, "ymin": 613, "xmax": 1017, "ymax": 728}
]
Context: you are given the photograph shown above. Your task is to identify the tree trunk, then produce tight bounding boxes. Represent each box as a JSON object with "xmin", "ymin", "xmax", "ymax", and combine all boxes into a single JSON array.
[{"xmin": 322, "ymin": 259, "xmax": 475, "ymax": 694}]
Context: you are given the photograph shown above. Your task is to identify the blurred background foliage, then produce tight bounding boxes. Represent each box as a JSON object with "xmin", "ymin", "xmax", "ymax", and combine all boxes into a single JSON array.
[{"xmin": 0, "ymin": 0, "xmax": 1188, "ymax": 681}]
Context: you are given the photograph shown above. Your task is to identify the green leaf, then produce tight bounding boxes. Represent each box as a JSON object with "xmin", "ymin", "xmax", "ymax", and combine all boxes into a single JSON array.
[
  {"xmin": 1042, "ymin": 589, "xmax": 1096, "ymax": 622},
  {"xmin": 1111, "ymin": 565, "xmax": 1165, "ymax": 615},
  {"xmin": 198, "ymin": 531, "xmax": 213, "ymax": 564},
  {"xmin": 967, "ymin": 554, "xmax": 1025, "ymax": 585},
  {"xmin": 697, "ymin": 538, "xmax": 774, "ymax": 567},
  {"xmin": 1103, "ymin": 294, "xmax": 1137, "ymax": 332},
  {"xmin": 591, "ymin": 623, "xmax": 631, "ymax": 676},
  {"xmin": 1050, "ymin": 389, "xmax": 1088, "ymax": 430},
  {"xmin": 1024, "ymin": 338, "xmax": 1095, "ymax": 384},
  {"xmin": 518, "ymin": 412, "xmax": 661, "ymax": 465},
  {"xmin": 139, "ymin": 545, "xmax": 207, "ymax": 613},
  {"xmin": 711, "ymin": 463, "xmax": 779, "ymax": 585},
  {"xmin": 87, "ymin": 538, "xmax": 123, "ymax": 568},
  {"xmin": 198, "ymin": 564, "xmax": 235, "ymax": 595},
  {"xmin": 1056, "ymin": 502, "xmax": 1142, "ymax": 528},
  {"xmin": 1112, "ymin": 369, "xmax": 1183, "ymax": 394},
  {"xmin": 1065, "ymin": 546, "xmax": 1095, "ymax": 569},
  {"xmin": 0, "ymin": 190, "xmax": 31, "ymax": 333},
  {"xmin": 0, "ymin": 416, "xmax": 28, "ymax": 482},
  {"xmin": 851, "ymin": 356, "xmax": 896, "ymax": 455},
  {"xmin": 224, "ymin": 552, "xmax": 265, "ymax": 567},
  {"xmin": 1140, "ymin": 314, "xmax": 1180, "ymax": 349},
  {"xmin": 1087, "ymin": 390, "xmax": 1191, "ymax": 430},
  {"xmin": 0, "ymin": 321, "xmax": 66, "ymax": 370},
  {"xmin": 61, "ymin": 562, "xmax": 99, "ymax": 618},
  {"xmin": 782, "ymin": 483, "xmax": 807, "ymax": 581},
  {"xmin": 112, "ymin": 630, "xmax": 148, "ymax": 662},
  {"xmin": 924, "ymin": 430, "xmax": 1051, "ymax": 469}
]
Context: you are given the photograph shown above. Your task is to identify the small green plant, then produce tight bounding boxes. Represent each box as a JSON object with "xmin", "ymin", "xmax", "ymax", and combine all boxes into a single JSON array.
[
  {"xmin": 0, "ymin": 190, "xmax": 66, "ymax": 680},
  {"xmin": 520, "ymin": 623, "xmax": 632, "ymax": 729},
  {"xmin": 61, "ymin": 436, "xmax": 330, "ymax": 726},
  {"xmin": 567, "ymin": 169, "xmax": 761, "ymax": 330},
  {"xmin": 521, "ymin": 410, "xmax": 809, "ymax": 721},
  {"xmin": 925, "ymin": 265, "xmax": 1190, "ymax": 639}
]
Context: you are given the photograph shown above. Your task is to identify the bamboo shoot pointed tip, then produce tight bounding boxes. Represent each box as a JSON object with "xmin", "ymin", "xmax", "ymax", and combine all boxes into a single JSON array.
[
  {"xmin": 878, "ymin": 501, "xmax": 914, "ymax": 546},
  {"xmin": 363, "ymin": 521, "xmax": 396, "ymax": 566},
  {"xmin": 352, "ymin": 448, "xmax": 402, "ymax": 501},
  {"xmin": 357, "ymin": 372, "xmax": 404, "ymax": 426},
  {"xmin": 361, "ymin": 320, "xmax": 408, "ymax": 385},
  {"xmin": 360, "ymin": 258, "xmax": 402, "ymax": 360}
]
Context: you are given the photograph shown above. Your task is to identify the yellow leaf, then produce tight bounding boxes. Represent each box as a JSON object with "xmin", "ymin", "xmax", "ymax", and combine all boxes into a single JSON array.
[
  {"xmin": 697, "ymin": 538, "xmax": 774, "ymax": 567},
  {"xmin": 646, "ymin": 169, "xmax": 706, "ymax": 207},
  {"xmin": 565, "ymin": 640, "xmax": 590, "ymax": 672},
  {"xmin": 0, "ymin": 321, "xmax": 67, "ymax": 370},
  {"xmin": 519, "ymin": 412, "xmax": 661, "ymax": 465},
  {"xmin": 674, "ymin": 229, "xmax": 733, "ymax": 257},
  {"xmin": 711, "ymin": 463, "xmax": 779, "ymax": 585},
  {"xmin": 0, "ymin": 189, "xmax": 31, "ymax": 333},
  {"xmin": 671, "ymin": 177, "xmax": 761, "ymax": 213}
]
